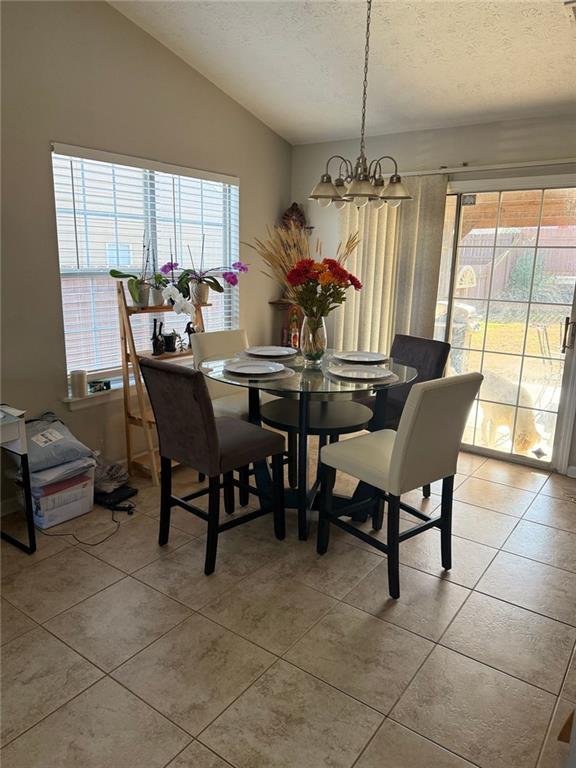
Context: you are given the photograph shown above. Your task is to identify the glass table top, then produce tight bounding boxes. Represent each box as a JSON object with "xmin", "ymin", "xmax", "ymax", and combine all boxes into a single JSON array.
[{"xmin": 200, "ymin": 350, "xmax": 417, "ymax": 399}]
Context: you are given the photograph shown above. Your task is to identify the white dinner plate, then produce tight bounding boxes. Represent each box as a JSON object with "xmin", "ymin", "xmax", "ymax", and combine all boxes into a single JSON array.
[
  {"xmin": 246, "ymin": 367, "xmax": 296, "ymax": 382},
  {"xmin": 224, "ymin": 360, "xmax": 285, "ymax": 376},
  {"xmin": 328, "ymin": 365, "xmax": 394, "ymax": 381},
  {"xmin": 246, "ymin": 346, "xmax": 297, "ymax": 358},
  {"xmin": 333, "ymin": 351, "xmax": 389, "ymax": 365}
]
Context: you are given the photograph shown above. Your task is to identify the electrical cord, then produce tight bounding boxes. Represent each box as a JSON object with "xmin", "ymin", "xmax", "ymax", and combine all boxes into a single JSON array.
[{"xmin": 36, "ymin": 503, "xmax": 135, "ymax": 546}]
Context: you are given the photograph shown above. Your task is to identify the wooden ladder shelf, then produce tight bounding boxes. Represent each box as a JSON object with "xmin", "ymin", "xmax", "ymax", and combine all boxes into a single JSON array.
[{"xmin": 116, "ymin": 282, "xmax": 208, "ymax": 485}]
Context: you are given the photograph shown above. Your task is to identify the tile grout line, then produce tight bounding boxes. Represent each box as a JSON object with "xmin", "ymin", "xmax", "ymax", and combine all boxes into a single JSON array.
[
  {"xmin": 0, "ymin": 676, "xmax": 107, "ymax": 750},
  {"xmin": 1, "ymin": 552, "xmax": 127, "ymax": 624},
  {"xmin": 194, "ymin": 657, "xmax": 282, "ymax": 745},
  {"xmin": 534, "ymin": 695, "xmax": 566, "ymax": 768},
  {"xmin": 498, "ymin": 542, "xmax": 576, "ymax": 577},
  {"xmin": 159, "ymin": 739, "xmax": 237, "ymax": 768}
]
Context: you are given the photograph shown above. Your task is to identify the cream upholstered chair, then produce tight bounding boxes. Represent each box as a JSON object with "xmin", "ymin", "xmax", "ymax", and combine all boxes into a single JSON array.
[
  {"xmin": 317, "ymin": 373, "xmax": 483, "ymax": 598},
  {"xmin": 191, "ymin": 329, "xmax": 251, "ymax": 419},
  {"xmin": 191, "ymin": 329, "xmax": 278, "ymax": 417}
]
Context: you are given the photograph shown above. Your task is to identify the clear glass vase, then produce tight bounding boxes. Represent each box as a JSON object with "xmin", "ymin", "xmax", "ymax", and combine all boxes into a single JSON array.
[{"xmin": 300, "ymin": 315, "xmax": 327, "ymax": 366}]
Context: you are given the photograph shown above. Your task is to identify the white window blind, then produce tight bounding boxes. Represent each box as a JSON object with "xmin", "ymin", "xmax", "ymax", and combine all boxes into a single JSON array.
[{"xmin": 51, "ymin": 148, "xmax": 240, "ymax": 375}]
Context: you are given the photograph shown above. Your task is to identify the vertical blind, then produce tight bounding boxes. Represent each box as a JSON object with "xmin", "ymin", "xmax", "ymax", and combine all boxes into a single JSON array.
[{"xmin": 51, "ymin": 149, "xmax": 240, "ymax": 374}]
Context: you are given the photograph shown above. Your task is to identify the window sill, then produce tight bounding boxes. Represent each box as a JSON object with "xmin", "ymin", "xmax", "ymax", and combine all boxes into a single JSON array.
[{"xmin": 62, "ymin": 380, "xmax": 134, "ymax": 411}]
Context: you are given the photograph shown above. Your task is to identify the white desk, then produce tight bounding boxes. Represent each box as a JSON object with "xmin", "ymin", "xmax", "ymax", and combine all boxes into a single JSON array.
[{"xmin": 1, "ymin": 407, "xmax": 36, "ymax": 554}]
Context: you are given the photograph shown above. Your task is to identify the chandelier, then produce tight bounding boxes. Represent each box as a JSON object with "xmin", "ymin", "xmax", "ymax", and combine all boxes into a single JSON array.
[{"xmin": 309, "ymin": 0, "xmax": 412, "ymax": 210}]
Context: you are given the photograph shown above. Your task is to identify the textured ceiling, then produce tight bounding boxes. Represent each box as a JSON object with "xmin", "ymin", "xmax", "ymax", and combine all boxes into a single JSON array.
[{"xmin": 111, "ymin": 0, "xmax": 576, "ymax": 145}]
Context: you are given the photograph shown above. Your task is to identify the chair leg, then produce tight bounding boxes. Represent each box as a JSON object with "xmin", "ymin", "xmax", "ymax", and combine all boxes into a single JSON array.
[
  {"xmin": 159, "ymin": 456, "xmax": 172, "ymax": 546},
  {"xmin": 239, "ymin": 466, "xmax": 249, "ymax": 506},
  {"xmin": 224, "ymin": 471, "xmax": 235, "ymax": 515},
  {"xmin": 198, "ymin": 473, "xmax": 205, "ymax": 483},
  {"xmin": 422, "ymin": 484, "xmax": 431, "ymax": 498},
  {"xmin": 314, "ymin": 434, "xmax": 327, "ymax": 474},
  {"xmin": 317, "ymin": 464, "xmax": 336, "ymax": 555},
  {"xmin": 372, "ymin": 496, "xmax": 385, "ymax": 531},
  {"xmin": 441, "ymin": 475, "xmax": 454, "ymax": 570},
  {"xmin": 287, "ymin": 432, "xmax": 297, "ymax": 489},
  {"xmin": 271, "ymin": 453, "xmax": 286, "ymax": 540},
  {"xmin": 387, "ymin": 494, "xmax": 401, "ymax": 599},
  {"xmin": 204, "ymin": 476, "xmax": 220, "ymax": 575}
]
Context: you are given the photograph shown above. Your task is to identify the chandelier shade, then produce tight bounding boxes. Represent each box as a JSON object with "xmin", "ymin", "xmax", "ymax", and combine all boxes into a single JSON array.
[
  {"xmin": 309, "ymin": 0, "xmax": 412, "ymax": 210},
  {"xmin": 347, "ymin": 177, "xmax": 374, "ymax": 199},
  {"xmin": 380, "ymin": 175, "xmax": 413, "ymax": 200},
  {"xmin": 309, "ymin": 174, "xmax": 340, "ymax": 201}
]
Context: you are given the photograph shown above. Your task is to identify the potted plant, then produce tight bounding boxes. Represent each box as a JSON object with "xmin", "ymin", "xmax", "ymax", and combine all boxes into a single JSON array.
[
  {"xmin": 109, "ymin": 244, "xmax": 152, "ymax": 307},
  {"xmin": 177, "ymin": 239, "xmax": 249, "ymax": 304},
  {"xmin": 149, "ymin": 270, "xmax": 168, "ymax": 306},
  {"xmin": 161, "ymin": 329, "xmax": 178, "ymax": 353}
]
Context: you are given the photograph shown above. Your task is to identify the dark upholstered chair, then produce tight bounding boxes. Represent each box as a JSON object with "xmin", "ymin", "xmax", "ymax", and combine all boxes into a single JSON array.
[
  {"xmin": 140, "ymin": 358, "xmax": 286, "ymax": 574},
  {"xmin": 356, "ymin": 334, "xmax": 450, "ymax": 498}
]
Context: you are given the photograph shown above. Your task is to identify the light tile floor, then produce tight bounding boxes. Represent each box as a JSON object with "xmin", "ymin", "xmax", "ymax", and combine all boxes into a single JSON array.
[{"xmin": 1, "ymin": 451, "xmax": 576, "ymax": 767}]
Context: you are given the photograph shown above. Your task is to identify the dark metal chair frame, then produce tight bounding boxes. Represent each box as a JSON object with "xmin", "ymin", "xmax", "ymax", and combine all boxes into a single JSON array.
[
  {"xmin": 159, "ymin": 454, "xmax": 285, "ymax": 575},
  {"xmin": 317, "ymin": 467, "xmax": 454, "ymax": 599}
]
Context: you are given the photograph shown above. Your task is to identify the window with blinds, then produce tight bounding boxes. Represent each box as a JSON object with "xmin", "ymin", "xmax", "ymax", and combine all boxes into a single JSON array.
[{"xmin": 51, "ymin": 147, "xmax": 240, "ymax": 375}]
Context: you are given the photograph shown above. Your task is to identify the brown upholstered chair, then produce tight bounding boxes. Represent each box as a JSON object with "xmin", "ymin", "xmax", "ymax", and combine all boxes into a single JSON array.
[{"xmin": 140, "ymin": 358, "xmax": 286, "ymax": 574}]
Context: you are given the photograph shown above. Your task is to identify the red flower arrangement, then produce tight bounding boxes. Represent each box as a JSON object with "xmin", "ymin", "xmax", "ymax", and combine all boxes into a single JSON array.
[
  {"xmin": 286, "ymin": 258, "xmax": 362, "ymax": 319},
  {"xmin": 285, "ymin": 258, "xmax": 362, "ymax": 363}
]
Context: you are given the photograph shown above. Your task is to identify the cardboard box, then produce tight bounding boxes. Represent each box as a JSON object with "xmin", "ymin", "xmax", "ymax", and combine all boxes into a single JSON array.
[{"xmin": 31, "ymin": 468, "xmax": 94, "ymax": 529}]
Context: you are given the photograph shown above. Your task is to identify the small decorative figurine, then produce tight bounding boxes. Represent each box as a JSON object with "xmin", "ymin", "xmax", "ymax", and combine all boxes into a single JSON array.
[
  {"xmin": 175, "ymin": 332, "xmax": 186, "ymax": 353},
  {"xmin": 281, "ymin": 202, "xmax": 307, "ymax": 230},
  {"xmin": 185, "ymin": 320, "xmax": 196, "ymax": 350},
  {"xmin": 151, "ymin": 319, "xmax": 164, "ymax": 356}
]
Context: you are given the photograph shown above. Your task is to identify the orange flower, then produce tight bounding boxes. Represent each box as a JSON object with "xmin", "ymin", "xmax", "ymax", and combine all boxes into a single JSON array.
[{"xmin": 318, "ymin": 270, "xmax": 335, "ymax": 285}]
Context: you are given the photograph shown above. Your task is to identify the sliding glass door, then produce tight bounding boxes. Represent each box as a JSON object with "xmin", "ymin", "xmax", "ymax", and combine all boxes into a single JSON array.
[{"xmin": 436, "ymin": 187, "xmax": 576, "ymax": 466}]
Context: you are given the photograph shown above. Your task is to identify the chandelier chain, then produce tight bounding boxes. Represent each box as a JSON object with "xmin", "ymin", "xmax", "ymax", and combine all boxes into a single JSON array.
[
  {"xmin": 360, "ymin": 0, "xmax": 372, "ymax": 158},
  {"xmin": 309, "ymin": 0, "xmax": 410, "ymax": 207}
]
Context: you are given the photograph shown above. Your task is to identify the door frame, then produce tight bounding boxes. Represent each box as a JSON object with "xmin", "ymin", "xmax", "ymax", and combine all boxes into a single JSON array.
[
  {"xmin": 553, "ymin": 288, "xmax": 576, "ymax": 475},
  {"xmin": 443, "ymin": 173, "xmax": 576, "ymax": 472}
]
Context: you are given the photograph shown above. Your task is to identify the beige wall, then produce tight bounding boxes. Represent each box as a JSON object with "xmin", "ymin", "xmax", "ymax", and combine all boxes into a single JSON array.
[{"xmin": 1, "ymin": 1, "xmax": 291, "ymax": 461}]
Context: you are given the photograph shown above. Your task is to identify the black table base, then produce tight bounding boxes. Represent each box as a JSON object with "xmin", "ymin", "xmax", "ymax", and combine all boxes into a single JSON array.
[{"xmin": 249, "ymin": 388, "xmax": 380, "ymax": 539}]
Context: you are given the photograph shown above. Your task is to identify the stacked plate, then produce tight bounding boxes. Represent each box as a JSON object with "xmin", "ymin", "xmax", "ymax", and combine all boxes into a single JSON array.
[
  {"xmin": 328, "ymin": 365, "xmax": 394, "ymax": 381},
  {"xmin": 329, "ymin": 350, "xmax": 393, "ymax": 381},
  {"xmin": 332, "ymin": 351, "xmax": 388, "ymax": 365},
  {"xmin": 245, "ymin": 346, "xmax": 297, "ymax": 358},
  {"xmin": 224, "ymin": 360, "xmax": 294, "ymax": 381}
]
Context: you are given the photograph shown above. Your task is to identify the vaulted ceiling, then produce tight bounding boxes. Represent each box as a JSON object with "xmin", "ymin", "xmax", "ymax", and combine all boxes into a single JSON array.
[{"xmin": 112, "ymin": 0, "xmax": 576, "ymax": 145}]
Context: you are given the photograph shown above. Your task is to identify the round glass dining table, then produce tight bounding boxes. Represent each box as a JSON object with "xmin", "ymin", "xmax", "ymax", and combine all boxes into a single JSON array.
[{"xmin": 200, "ymin": 350, "xmax": 417, "ymax": 539}]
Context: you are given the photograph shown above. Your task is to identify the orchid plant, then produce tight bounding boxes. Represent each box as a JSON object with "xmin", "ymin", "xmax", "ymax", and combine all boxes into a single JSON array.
[
  {"xmin": 176, "ymin": 238, "xmax": 248, "ymax": 295},
  {"xmin": 109, "ymin": 240, "xmax": 152, "ymax": 303},
  {"xmin": 109, "ymin": 234, "xmax": 248, "ymax": 314},
  {"xmin": 159, "ymin": 236, "xmax": 248, "ymax": 313}
]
